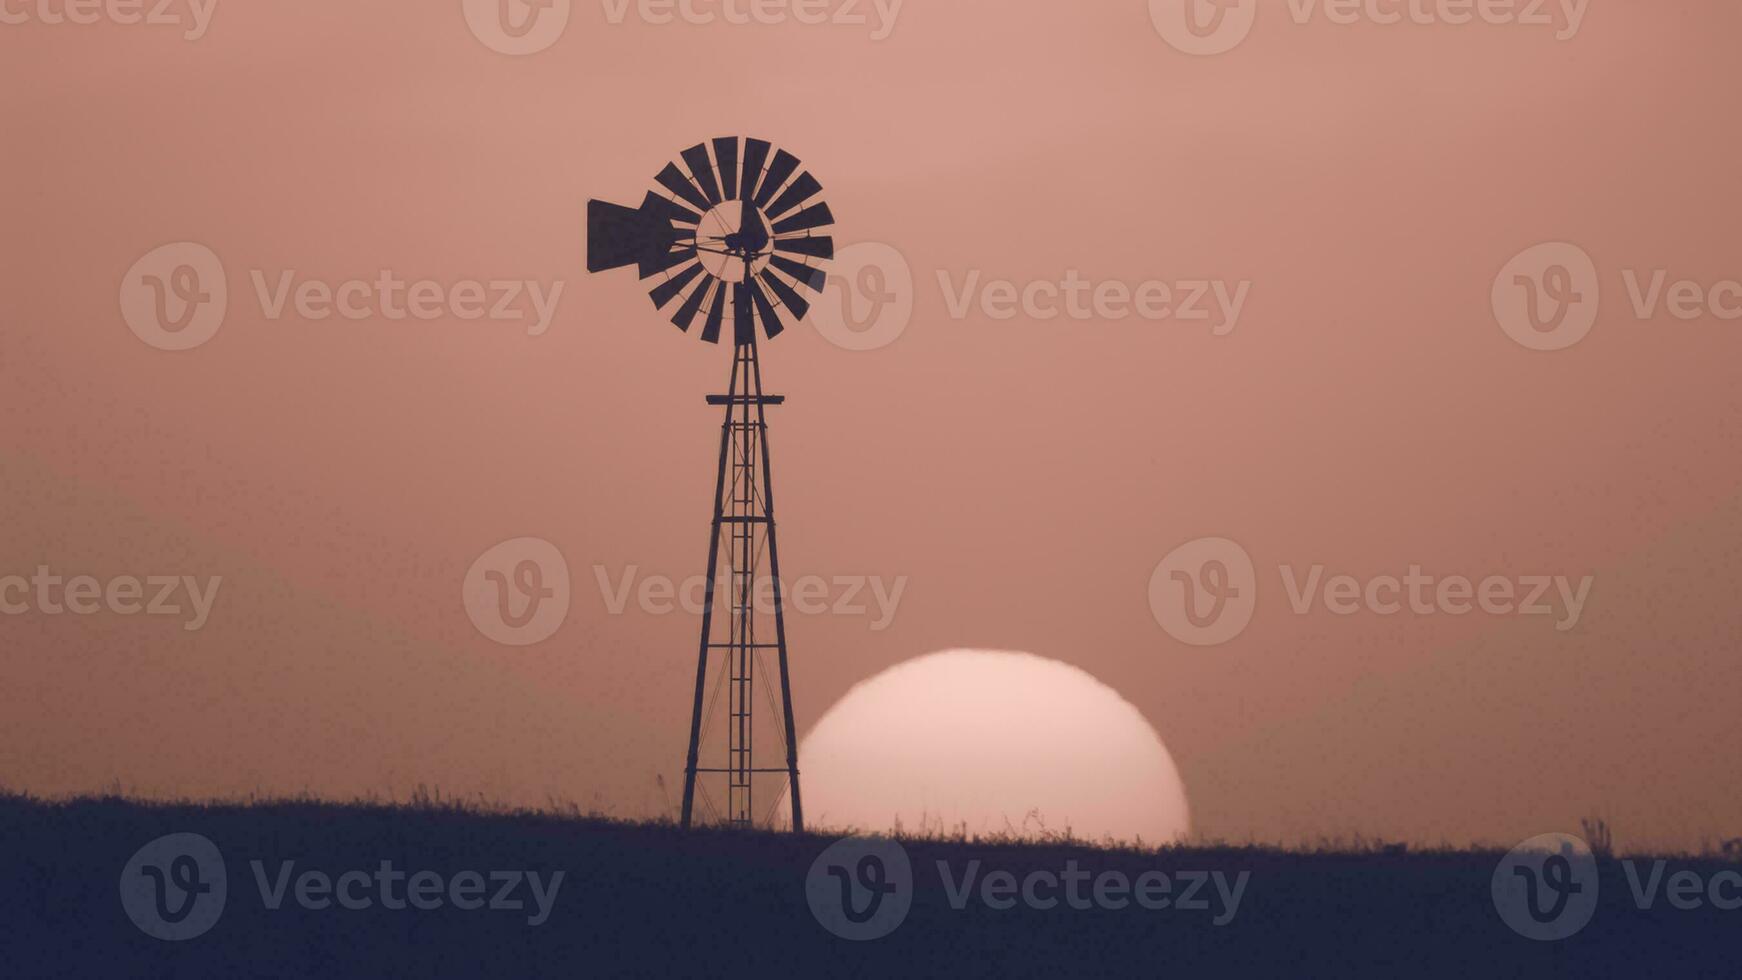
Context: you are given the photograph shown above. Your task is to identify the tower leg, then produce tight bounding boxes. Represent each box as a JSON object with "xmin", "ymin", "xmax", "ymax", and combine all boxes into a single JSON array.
[
  {"xmin": 680, "ymin": 343, "xmax": 741, "ymax": 831},
  {"xmin": 746, "ymin": 335, "xmax": 804, "ymax": 834}
]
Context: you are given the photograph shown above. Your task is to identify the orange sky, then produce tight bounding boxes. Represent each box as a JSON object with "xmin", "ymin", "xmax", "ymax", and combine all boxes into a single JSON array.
[{"xmin": 2, "ymin": 1, "xmax": 1739, "ymax": 851}]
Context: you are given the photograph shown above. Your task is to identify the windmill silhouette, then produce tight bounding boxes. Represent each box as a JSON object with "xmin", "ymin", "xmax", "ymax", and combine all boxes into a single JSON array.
[{"xmin": 587, "ymin": 138, "xmax": 834, "ymax": 831}]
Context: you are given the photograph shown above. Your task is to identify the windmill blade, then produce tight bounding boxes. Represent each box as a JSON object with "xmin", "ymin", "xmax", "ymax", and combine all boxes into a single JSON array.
[
  {"xmin": 641, "ymin": 191, "xmax": 701, "ymax": 227},
  {"xmin": 638, "ymin": 245, "xmax": 698, "ymax": 280},
  {"xmin": 656, "ymin": 162, "xmax": 714, "ymax": 214},
  {"xmin": 771, "ymin": 201, "xmax": 833, "ymax": 236},
  {"xmin": 758, "ymin": 270, "xmax": 807, "ymax": 323},
  {"xmin": 713, "ymin": 137, "xmax": 740, "ymax": 201},
  {"xmin": 649, "ymin": 261, "xmax": 706, "ymax": 309},
  {"xmin": 740, "ymin": 138, "xmax": 772, "ymax": 202},
  {"xmin": 672, "ymin": 276, "xmax": 714, "ymax": 333},
  {"xmin": 753, "ymin": 150, "xmax": 800, "ymax": 209},
  {"xmin": 732, "ymin": 281, "xmax": 755, "ymax": 344},
  {"xmin": 766, "ymin": 172, "xmax": 822, "ymax": 220},
  {"xmin": 681, "ymin": 143, "xmax": 722, "ymax": 206},
  {"xmin": 775, "ymin": 236, "xmax": 833, "ymax": 260},
  {"xmin": 700, "ymin": 281, "xmax": 728, "ymax": 344},
  {"xmin": 747, "ymin": 277, "xmax": 786, "ymax": 340},
  {"xmin": 769, "ymin": 255, "xmax": 826, "ymax": 293}
]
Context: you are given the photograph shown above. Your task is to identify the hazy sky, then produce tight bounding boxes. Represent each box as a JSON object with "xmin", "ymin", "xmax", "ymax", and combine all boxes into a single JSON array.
[{"xmin": 2, "ymin": 1, "xmax": 1739, "ymax": 851}]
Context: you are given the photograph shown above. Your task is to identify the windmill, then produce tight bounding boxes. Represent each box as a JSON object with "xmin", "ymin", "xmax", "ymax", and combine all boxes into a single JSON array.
[{"xmin": 586, "ymin": 138, "xmax": 834, "ymax": 832}]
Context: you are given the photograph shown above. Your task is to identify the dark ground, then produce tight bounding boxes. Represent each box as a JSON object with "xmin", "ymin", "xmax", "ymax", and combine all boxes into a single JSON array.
[{"xmin": 0, "ymin": 793, "xmax": 1735, "ymax": 979}]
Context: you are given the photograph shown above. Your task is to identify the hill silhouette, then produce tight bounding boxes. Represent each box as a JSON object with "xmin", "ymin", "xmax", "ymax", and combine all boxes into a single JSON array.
[{"xmin": 1, "ymin": 791, "xmax": 1735, "ymax": 978}]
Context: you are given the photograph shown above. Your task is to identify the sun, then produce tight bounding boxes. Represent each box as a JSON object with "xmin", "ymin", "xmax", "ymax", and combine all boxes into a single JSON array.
[{"xmin": 797, "ymin": 650, "xmax": 1191, "ymax": 844}]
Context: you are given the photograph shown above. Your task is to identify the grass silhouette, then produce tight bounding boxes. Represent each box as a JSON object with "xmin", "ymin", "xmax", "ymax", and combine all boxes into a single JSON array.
[{"xmin": 2, "ymin": 789, "xmax": 1736, "ymax": 978}]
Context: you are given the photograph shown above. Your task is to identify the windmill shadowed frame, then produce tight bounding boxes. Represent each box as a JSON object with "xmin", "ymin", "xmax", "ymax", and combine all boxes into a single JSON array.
[{"xmin": 587, "ymin": 138, "xmax": 835, "ymax": 832}]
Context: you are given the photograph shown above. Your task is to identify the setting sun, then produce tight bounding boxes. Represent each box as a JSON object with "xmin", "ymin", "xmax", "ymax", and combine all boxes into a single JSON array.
[{"xmin": 800, "ymin": 650, "xmax": 1191, "ymax": 844}]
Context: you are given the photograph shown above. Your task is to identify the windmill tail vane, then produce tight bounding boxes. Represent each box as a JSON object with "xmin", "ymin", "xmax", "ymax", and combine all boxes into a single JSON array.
[{"xmin": 585, "ymin": 137, "xmax": 835, "ymax": 833}]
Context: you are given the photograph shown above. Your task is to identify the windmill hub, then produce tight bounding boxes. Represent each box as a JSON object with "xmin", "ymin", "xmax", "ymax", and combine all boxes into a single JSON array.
[{"xmin": 696, "ymin": 200, "xmax": 773, "ymax": 283}]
